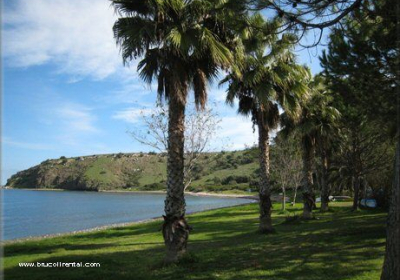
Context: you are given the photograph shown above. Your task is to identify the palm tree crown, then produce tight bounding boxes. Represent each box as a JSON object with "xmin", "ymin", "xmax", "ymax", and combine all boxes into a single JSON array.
[
  {"xmin": 221, "ymin": 16, "xmax": 310, "ymax": 126},
  {"xmin": 112, "ymin": 0, "xmax": 241, "ymax": 109}
]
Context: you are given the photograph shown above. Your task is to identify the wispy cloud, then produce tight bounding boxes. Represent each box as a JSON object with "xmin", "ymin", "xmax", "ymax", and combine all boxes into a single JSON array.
[
  {"xmin": 112, "ymin": 108, "xmax": 152, "ymax": 124},
  {"xmin": 2, "ymin": 0, "xmax": 124, "ymax": 80},
  {"xmin": 56, "ymin": 104, "xmax": 99, "ymax": 133},
  {"xmin": 98, "ymin": 82, "xmax": 156, "ymax": 106},
  {"xmin": 2, "ymin": 137, "xmax": 54, "ymax": 150},
  {"xmin": 218, "ymin": 116, "xmax": 258, "ymax": 150},
  {"xmin": 209, "ymin": 87, "xmax": 229, "ymax": 102}
]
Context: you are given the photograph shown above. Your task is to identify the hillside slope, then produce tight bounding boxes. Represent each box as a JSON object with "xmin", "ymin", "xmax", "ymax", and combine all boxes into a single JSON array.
[{"xmin": 6, "ymin": 149, "xmax": 262, "ymax": 192}]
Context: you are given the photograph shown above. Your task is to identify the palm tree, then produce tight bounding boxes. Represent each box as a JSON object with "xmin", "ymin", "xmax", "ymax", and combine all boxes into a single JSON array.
[
  {"xmin": 282, "ymin": 77, "xmax": 340, "ymax": 217},
  {"xmin": 308, "ymin": 81, "xmax": 340, "ymax": 212},
  {"xmin": 112, "ymin": 0, "xmax": 241, "ymax": 263},
  {"xmin": 221, "ymin": 15, "xmax": 310, "ymax": 233}
]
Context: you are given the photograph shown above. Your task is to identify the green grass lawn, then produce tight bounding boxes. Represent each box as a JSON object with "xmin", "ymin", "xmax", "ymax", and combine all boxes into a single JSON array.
[{"xmin": 3, "ymin": 202, "xmax": 387, "ymax": 280}]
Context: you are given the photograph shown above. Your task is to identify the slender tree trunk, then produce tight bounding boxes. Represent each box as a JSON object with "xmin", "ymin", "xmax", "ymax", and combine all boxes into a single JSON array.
[
  {"xmin": 257, "ymin": 114, "xmax": 274, "ymax": 233},
  {"xmin": 163, "ymin": 94, "xmax": 190, "ymax": 263},
  {"xmin": 293, "ymin": 188, "xmax": 297, "ymax": 205},
  {"xmin": 352, "ymin": 176, "xmax": 360, "ymax": 211},
  {"xmin": 320, "ymin": 148, "xmax": 329, "ymax": 212},
  {"xmin": 301, "ymin": 136, "xmax": 315, "ymax": 219},
  {"xmin": 380, "ymin": 141, "xmax": 400, "ymax": 279},
  {"xmin": 282, "ymin": 186, "xmax": 286, "ymax": 211},
  {"xmin": 293, "ymin": 185, "xmax": 298, "ymax": 206}
]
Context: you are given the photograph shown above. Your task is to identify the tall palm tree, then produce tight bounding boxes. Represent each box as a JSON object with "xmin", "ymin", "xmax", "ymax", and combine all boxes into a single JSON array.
[
  {"xmin": 281, "ymin": 111, "xmax": 316, "ymax": 219},
  {"xmin": 307, "ymin": 82, "xmax": 340, "ymax": 212},
  {"xmin": 112, "ymin": 0, "xmax": 241, "ymax": 262},
  {"xmin": 221, "ymin": 15, "xmax": 310, "ymax": 233},
  {"xmin": 282, "ymin": 78, "xmax": 340, "ymax": 217}
]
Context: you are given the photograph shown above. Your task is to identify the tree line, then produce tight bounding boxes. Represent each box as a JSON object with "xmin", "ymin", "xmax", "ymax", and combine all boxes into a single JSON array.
[{"xmin": 111, "ymin": 0, "xmax": 398, "ymax": 278}]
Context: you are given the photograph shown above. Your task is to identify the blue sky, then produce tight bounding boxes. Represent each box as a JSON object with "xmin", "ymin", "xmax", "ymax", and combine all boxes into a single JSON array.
[{"xmin": 1, "ymin": 0, "xmax": 327, "ymax": 185}]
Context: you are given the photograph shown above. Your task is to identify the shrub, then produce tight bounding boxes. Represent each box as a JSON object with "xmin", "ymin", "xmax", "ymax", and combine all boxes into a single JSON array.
[
  {"xmin": 141, "ymin": 182, "xmax": 165, "ymax": 191},
  {"xmin": 213, "ymin": 177, "xmax": 222, "ymax": 184},
  {"xmin": 228, "ymin": 180, "xmax": 237, "ymax": 185},
  {"xmin": 221, "ymin": 175, "xmax": 249, "ymax": 185},
  {"xmin": 125, "ymin": 172, "xmax": 141, "ymax": 188},
  {"xmin": 240, "ymin": 156, "xmax": 254, "ymax": 164}
]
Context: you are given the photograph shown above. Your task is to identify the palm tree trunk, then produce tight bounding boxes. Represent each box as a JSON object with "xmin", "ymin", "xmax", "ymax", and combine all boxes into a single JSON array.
[
  {"xmin": 380, "ymin": 141, "xmax": 400, "ymax": 279},
  {"xmin": 320, "ymin": 148, "xmax": 329, "ymax": 212},
  {"xmin": 301, "ymin": 136, "xmax": 315, "ymax": 219},
  {"xmin": 257, "ymin": 113, "xmax": 274, "ymax": 233},
  {"xmin": 163, "ymin": 94, "xmax": 190, "ymax": 263}
]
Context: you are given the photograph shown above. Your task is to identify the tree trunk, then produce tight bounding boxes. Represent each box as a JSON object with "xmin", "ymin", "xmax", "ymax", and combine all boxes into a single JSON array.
[
  {"xmin": 282, "ymin": 187, "xmax": 286, "ymax": 211},
  {"xmin": 257, "ymin": 113, "xmax": 274, "ymax": 233},
  {"xmin": 301, "ymin": 135, "xmax": 315, "ymax": 219},
  {"xmin": 380, "ymin": 141, "xmax": 400, "ymax": 279},
  {"xmin": 163, "ymin": 95, "xmax": 190, "ymax": 263},
  {"xmin": 320, "ymin": 148, "xmax": 329, "ymax": 212},
  {"xmin": 293, "ymin": 185, "xmax": 298, "ymax": 206},
  {"xmin": 352, "ymin": 177, "xmax": 360, "ymax": 211}
]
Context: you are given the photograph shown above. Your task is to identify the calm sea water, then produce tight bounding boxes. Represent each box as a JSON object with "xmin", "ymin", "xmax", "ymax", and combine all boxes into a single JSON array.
[{"xmin": 2, "ymin": 189, "xmax": 250, "ymax": 240}]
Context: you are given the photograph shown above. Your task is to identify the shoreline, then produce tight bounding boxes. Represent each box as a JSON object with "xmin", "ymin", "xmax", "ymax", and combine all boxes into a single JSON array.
[
  {"xmin": 2, "ymin": 200, "xmax": 256, "ymax": 245},
  {"xmin": 4, "ymin": 187, "xmax": 258, "ymax": 200}
]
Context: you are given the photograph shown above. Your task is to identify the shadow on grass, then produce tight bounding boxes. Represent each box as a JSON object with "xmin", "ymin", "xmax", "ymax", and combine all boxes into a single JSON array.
[{"xmin": 4, "ymin": 204, "xmax": 387, "ymax": 280}]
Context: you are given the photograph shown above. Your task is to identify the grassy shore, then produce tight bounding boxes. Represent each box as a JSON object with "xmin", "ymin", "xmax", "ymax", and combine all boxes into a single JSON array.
[{"xmin": 3, "ymin": 202, "xmax": 386, "ymax": 280}]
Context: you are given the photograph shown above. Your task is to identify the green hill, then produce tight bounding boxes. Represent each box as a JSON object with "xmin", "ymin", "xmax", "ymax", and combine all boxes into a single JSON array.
[{"xmin": 6, "ymin": 149, "xmax": 263, "ymax": 193}]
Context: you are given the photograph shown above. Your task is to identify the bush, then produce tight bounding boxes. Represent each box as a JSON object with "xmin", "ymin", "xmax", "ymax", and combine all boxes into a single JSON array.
[
  {"xmin": 221, "ymin": 175, "xmax": 249, "ymax": 185},
  {"xmin": 141, "ymin": 182, "xmax": 165, "ymax": 191},
  {"xmin": 213, "ymin": 177, "xmax": 222, "ymax": 184},
  {"xmin": 125, "ymin": 172, "xmax": 141, "ymax": 188},
  {"xmin": 239, "ymin": 156, "xmax": 254, "ymax": 164},
  {"xmin": 249, "ymin": 179, "xmax": 259, "ymax": 188},
  {"xmin": 148, "ymin": 151, "xmax": 157, "ymax": 155},
  {"xmin": 228, "ymin": 180, "xmax": 237, "ymax": 185}
]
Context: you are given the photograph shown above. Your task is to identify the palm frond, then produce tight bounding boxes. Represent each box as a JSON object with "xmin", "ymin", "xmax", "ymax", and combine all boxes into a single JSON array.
[{"xmin": 193, "ymin": 69, "xmax": 207, "ymax": 110}]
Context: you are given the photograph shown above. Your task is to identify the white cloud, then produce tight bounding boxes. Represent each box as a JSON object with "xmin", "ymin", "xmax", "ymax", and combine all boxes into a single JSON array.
[
  {"xmin": 218, "ymin": 116, "xmax": 258, "ymax": 150},
  {"xmin": 209, "ymin": 87, "xmax": 228, "ymax": 102},
  {"xmin": 98, "ymin": 82, "xmax": 156, "ymax": 105},
  {"xmin": 2, "ymin": 0, "xmax": 125, "ymax": 80},
  {"xmin": 2, "ymin": 137, "xmax": 54, "ymax": 150},
  {"xmin": 112, "ymin": 108, "xmax": 152, "ymax": 124},
  {"xmin": 56, "ymin": 104, "xmax": 99, "ymax": 133}
]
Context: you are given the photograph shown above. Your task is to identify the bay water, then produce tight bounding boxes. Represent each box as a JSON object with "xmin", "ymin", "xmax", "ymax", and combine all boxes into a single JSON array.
[{"xmin": 2, "ymin": 189, "xmax": 250, "ymax": 240}]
